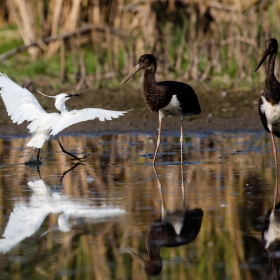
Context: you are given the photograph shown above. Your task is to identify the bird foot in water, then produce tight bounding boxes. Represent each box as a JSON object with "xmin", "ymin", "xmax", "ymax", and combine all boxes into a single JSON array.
[{"xmin": 24, "ymin": 154, "xmax": 42, "ymax": 166}]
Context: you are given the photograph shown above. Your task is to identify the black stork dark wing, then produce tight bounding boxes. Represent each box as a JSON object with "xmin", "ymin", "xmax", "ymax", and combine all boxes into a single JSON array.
[
  {"xmin": 147, "ymin": 208, "xmax": 203, "ymax": 248},
  {"xmin": 158, "ymin": 81, "xmax": 201, "ymax": 115},
  {"xmin": 176, "ymin": 83, "xmax": 201, "ymax": 115},
  {"xmin": 179, "ymin": 208, "xmax": 204, "ymax": 243}
]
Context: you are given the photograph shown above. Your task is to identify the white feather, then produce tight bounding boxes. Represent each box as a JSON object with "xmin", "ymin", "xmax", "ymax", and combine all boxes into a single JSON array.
[
  {"xmin": 0, "ymin": 73, "xmax": 130, "ymax": 150},
  {"xmin": 0, "ymin": 73, "xmax": 47, "ymax": 124},
  {"xmin": 50, "ymin": 108, "xmax": 127, "ymax": 135},
  {"xmin": 160, "ymin": 95, "xmax": 183, "ymax": 118},
  {"xmin": 26, "ymin": 130, "xmax": 55, "ymax": 148},
  {"xmin": 0, "ymin": 202, "xmax": 49, "ymax": 253},
  {"xmin": 263, "ymin": 211, "xmax": 280, "ymax": 249}
]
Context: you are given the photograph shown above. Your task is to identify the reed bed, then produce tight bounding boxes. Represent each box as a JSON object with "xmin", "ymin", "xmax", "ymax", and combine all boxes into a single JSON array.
[{"xmin": 0, "ymin": 0, "xmax": 279, "ymax": 88}]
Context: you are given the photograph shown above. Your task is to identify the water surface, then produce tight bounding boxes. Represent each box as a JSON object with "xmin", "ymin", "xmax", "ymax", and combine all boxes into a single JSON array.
[{"xmin": 0, "ymin": 132, "xmax": 278, "ymax": 279}]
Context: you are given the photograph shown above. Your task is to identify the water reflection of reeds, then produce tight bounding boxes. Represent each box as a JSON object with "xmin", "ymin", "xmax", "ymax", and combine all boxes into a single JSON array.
[{"xmin": 0, "ymin": 132, "xmax": 277, "ymax": 279}]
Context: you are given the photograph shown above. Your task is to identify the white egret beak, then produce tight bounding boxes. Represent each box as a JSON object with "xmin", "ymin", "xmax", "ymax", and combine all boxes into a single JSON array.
[{"xmin": 36, "ymin": 90, "xmax": 56, "ymax": 98}]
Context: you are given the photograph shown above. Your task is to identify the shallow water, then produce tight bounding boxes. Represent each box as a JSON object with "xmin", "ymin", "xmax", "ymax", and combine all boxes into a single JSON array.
[{"xmin": 0, "ymin": 131, "xmax": 278, "ymax": 279}]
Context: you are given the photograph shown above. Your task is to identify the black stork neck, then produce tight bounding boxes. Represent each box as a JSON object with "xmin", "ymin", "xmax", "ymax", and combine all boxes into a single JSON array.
[
  {"xmin": 255, "ymin": 38, "xmax": 280, "ymax": 97},
  {"xmin": 265, "ymin": 52, "xmax": 280, "ymax": 103},
  {"xmin": 143, "ymin": 64, "xmax": 157, "ymax": 93},
  {"xmin": 142, "ymin": 63, "xmax": 172, "ymax": 112},
  {"xmin": 266, "ymin": 52, "xmax": 278, "ymax": 84},
  {"xmin": 256, "ymin": 39, "xmax": 280, "ymax": 102},
  {"xmin": 145, "ymin": 222, "xmax": 163, "ymax": 276},
  {"xmin": 120, "ymin": 54, "xmax": 175, "ymax": 112}
]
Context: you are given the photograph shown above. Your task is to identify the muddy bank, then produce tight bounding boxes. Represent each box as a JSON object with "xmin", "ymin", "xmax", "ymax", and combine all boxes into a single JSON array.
[{"xmin": 0, "ymin": 83, "xmax": 263, "ymax": 136}]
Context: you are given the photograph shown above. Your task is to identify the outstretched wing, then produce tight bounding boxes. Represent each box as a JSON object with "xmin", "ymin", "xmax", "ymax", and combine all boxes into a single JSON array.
[
  {"xmin": 0, "ymin": 73, "xmax": 47, "ymax": 124},
  {"xmin": 50, "ymin": 108, "xmax": 129, "ymax": 135}
]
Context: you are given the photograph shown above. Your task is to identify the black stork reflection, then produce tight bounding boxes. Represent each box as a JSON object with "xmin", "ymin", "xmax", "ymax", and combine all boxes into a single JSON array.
[
  {"xmin": 120, "ymin": 54, "xmax": 201, "ymax": 164},
  {"xmin": 262, "ymin": 169, "xmax": 280, "ymax": 279},
  {"xmin": 263, "ymin": 203, "xmax": 280, "ymax": 280},
  {"xmin": 125, "ymin": 165, "xmax": 203, "ymax": 276},
  {"xmin": 255, "ymin": 38, "xmax": 280, "ymax": 196}
]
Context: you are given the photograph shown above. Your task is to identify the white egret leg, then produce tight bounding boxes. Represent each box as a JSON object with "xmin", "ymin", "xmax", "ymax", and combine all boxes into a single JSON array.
[
  {"xmin": 59, "ymin": 162, "xmax": 83, "ymax": 184},
  {"xmin": 56, "ymin": 137, "xmax": 86, "ymax": 161},
  {"xmin": 270, "ymin": 131, "xmax": 279, "ymax": 212}
]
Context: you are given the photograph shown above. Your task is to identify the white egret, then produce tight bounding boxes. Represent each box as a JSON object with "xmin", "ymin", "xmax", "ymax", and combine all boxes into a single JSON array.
[{"xmin": 0, "ymin": 73, "xmax": 129, "ymax": 161}]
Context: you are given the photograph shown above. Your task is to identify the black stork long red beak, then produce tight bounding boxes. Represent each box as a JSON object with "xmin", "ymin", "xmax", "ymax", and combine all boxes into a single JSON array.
[
  {"xmin": 120, "ymin": 63, "xmax": 141, "ymax": 85},
  {"xmin": 255, "ymin": 47, "xmax": 271, "ymax": 72}
]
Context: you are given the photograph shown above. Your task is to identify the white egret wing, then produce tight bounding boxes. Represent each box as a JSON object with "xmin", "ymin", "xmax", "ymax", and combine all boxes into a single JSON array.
[
  {"xmin": 50, "ymin": 108, "xmax": 129, "ymax": 135},
  {"xmin": 0, "ymin": 73, "xmax": 47, "ymax": 124},
  {"xmin": 27, "ymin": 112, "xmax": 61, "ymax": 133}
]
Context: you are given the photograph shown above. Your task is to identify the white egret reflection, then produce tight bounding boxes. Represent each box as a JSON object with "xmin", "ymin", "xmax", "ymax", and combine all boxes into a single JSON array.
[{"xmin": 0, "ymin": 171, "xmax": 125, "ymax": 253}]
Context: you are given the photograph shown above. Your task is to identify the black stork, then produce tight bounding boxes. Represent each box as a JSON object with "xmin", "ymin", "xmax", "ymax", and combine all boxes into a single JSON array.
[
  {"xmin": 255, "ymin": 38, "xmax": 280, "ymax": 197},
  {"xmin": 120, "ymin": 54, "xmax": 201, "ymax": 164},
  {"xmin": 125, "ymin": 208, "xmax": 203, "ymax": 276}
]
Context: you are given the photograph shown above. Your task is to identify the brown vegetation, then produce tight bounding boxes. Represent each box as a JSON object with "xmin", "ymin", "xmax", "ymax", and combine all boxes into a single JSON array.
[{"xmin": 0, "ymin": 0, "xmax": 279, "ymax": 86}]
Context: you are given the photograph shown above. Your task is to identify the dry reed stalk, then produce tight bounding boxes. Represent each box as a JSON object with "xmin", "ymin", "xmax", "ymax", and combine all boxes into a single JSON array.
[
  {"xmin": 8, "ymin": 0, "xmax": 38, "ymax": 58},
  {"xmin": 70, "ymin": 36, "xmax": 79, "ymax": 82},
  {"xmin": 9, "ymin": 0, "xmax": 40, "ymax": 58},
  {"xmin": 60, "ymin": 39, "xmax": 67, "ymax": 82},
  {"xmin": 92, "ymin": 0, "xmax": 101, "ymax": 24},
  {"xmin": 47, "ymin": 0, "xmax": 63, "ymax": 56},
  {"xmin": 36, "ymin": 0, "xmax": 45, "ymax": 38},
  {"xmin": 1, "ymin": 0, "xmax": 279, "ymax": 84},
  {"xmin": 48, "ymin": 0, "xmax": 82, "ymax": 56},
  {"xmin": 76, "ymin": 48, "xmax": 91, "ymax": 90},
  {"xmin": 0, "ymin": 0, "xmax": 8, "ymax": 25}
]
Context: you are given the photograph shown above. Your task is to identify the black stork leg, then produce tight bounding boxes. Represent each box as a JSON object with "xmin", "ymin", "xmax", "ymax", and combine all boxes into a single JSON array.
[
  {"xmin": 180, "ymin": 161, "xmax": 185, "ymax": 209},
  {"xmin": 270, "ymin": 131, "xmax": 279, "ymax": 212},
  {"xmin": 180, "ymin": 117, "xmax": 184, "ymax": 165},
  {"xmin": 153, "ymin": 165, "xmax": 166, "ymax": 215},
  {"xmin": 153, "ymin": 118, "xmax": 163, "ymax": 165},
  {"xmin": 56, "ymin": 137, "xmax": 86, "ymax": 161},
  {"xmin": 273, "ymin": 167, "xmax": 279, "ymax": 213}
]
